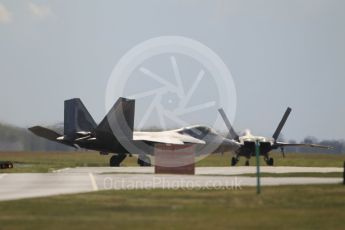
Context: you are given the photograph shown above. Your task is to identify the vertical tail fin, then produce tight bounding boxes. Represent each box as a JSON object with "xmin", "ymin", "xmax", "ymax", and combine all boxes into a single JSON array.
[
  {"xmin": 64, "ymin": 98, "xmax": 97, "ymax": 136},
  {"xmin": 272, "ymin": 107, "xmax": 292, "ymax": 141},
  {"xmin": 95, "ymin": 97, "xmax": 135, "ymax": 141},
  {"xmin": 218, "ymin": 108, "xmax": 239, "ymax": 141}
]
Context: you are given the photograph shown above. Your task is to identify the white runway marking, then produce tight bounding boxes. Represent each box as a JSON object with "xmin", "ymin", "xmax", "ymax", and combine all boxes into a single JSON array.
[
  {"xmin": 53, "ymin": 168, "xmax": 71, "ymax": 173},
  {"xmin": 88, "ymin": 173, "xmax": 98, "ymax": 191}
]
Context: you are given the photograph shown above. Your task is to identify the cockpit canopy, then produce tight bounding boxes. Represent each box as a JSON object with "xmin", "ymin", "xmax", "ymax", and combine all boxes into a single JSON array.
[{"xmin": 178, "ymin": 125, "xmax": 215, "ymax": 139}]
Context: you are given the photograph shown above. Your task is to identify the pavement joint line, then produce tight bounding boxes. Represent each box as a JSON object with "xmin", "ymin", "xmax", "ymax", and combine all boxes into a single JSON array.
[{"xmin": 88, "ymin": 172, "xmax": 98, "ymax": 191}]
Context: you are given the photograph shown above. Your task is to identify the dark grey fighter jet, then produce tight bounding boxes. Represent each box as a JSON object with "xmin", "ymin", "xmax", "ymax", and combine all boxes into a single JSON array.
[
  {"xmin": 29, "ymin": 98, "xmax": 239, "ymax": 167},
  {"xmin": 218, "ymin": 107, "xmax": 332, "ymax": 166}
]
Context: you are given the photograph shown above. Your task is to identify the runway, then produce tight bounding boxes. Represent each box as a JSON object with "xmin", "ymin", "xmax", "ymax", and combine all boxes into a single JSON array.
[{"xmin": 0, "ymin": 166, "xmax": 342, "ymax": 201}]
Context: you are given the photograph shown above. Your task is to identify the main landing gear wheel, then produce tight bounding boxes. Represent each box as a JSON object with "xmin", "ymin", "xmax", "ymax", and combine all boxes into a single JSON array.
[
  {"xmin": 109, "ymin": 154, "xmax": 127, "ymax": 167},
  {"xmin": 137, "ymin": 155, "xmax": 151, "ymax": 167},
  {"xmin": 266, "ymin": 157, "xmax": 274, "ymax": 166},
  {"xmin": 231, "ymin": 157, "xmax": 239, "ymax": 166}
]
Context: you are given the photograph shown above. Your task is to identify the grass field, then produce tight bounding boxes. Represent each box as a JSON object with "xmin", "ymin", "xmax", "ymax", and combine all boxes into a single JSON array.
[
  {"xmin": 239, "ymin": 172, "xmax": 343, "ymax": 177},
  {"xmin": 0, "ymin": 185, "xmax": 344, "ymax": 230},
  {"xmin": 0, "ymin": 151, "xmax": 344, "ymax": 173},
  {"xmin": 1, "ymin": 152, "xmax": 344, "ymax": 229}
]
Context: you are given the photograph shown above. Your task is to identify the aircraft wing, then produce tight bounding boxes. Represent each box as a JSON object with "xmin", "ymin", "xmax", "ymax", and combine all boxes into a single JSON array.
[
  {"xmin": 275, "ymin": 142, "xmax": 333, "ymax": 149},
  {"xmin": 133, "ymin": 131, "xmax": 206, "ymax": 145}
]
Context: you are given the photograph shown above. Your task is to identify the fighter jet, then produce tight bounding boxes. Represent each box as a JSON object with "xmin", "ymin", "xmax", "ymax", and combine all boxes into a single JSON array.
[
  {"xmin": 218, "ymin": 107, "xmax": 332, "ymax": 166},
  {"xmin": 29, "ymin": 97, "xmax": 240, "ymax": 167}
]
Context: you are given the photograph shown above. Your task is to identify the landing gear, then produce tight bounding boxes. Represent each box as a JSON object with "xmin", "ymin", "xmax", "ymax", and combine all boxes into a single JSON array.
[
  {"xmin": 109, "ymin": 154, "xmax": 127, "ymax": 167},
  {"xmin": 137, "ymin": 154, "xmax": 151, "ymax": 167},
  {"xmin": 245, "ymin": 160, "xmax": 250, "ymax": 166},
  {"xmin": 231, "ymin": 157, "xmax": 239, "ymax": 166},
  {"xmin": 266, "ymin": 157, "xmax": 274, "ymax": 166}
]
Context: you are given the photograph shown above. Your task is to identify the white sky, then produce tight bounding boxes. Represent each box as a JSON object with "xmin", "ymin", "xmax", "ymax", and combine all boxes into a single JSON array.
[{"xmin": 0, "ymin": 0, "xmax": 344, "ymax": 141}]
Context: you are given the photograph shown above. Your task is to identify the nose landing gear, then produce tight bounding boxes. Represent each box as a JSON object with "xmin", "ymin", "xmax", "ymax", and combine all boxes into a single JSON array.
[
  {"xmin": 265, "ymin": 157, "xmax": 274, "ymax": 166},
  {"xmin": 245, "ymin": 159, "xmax": 250, "ymax": 166}
]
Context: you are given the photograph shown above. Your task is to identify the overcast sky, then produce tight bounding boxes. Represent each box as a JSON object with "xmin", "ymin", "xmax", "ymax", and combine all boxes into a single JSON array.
[{"xmin": 0, "ymin": 0, "xmax": 344, "ymax": 141}]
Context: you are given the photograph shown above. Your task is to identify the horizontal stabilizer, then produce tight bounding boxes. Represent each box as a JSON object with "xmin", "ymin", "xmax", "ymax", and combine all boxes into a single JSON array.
[
  {"xmin": 29, "ymin": 126, "xmax": 77, "ymax": 148},
  {"xmin": 29, "ymin": 126, "xmax": 61, "ymax": 141}
]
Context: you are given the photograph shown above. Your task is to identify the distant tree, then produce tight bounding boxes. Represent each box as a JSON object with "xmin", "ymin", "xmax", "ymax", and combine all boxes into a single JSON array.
[{"xmin": 303, "ymin": 136, "xmax": 318, "ymax": 144}]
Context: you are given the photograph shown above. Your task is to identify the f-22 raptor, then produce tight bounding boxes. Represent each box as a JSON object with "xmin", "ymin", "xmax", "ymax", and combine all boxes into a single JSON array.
[
  {"xmin": 218, "ymin": 108, "xmax": 332, "ymax": 166},
  {"xmin": 29, "ymin": 98, "xmax": 239, "ymax": 167}
]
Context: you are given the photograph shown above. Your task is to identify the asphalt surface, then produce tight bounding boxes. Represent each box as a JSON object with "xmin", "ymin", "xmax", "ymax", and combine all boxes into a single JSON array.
[{"xmin": 0, "ymin": 166, "xmax": 342, "ymax": 201}]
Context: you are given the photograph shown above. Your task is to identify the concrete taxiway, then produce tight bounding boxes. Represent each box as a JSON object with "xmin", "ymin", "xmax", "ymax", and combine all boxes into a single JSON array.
[
  {"xmin": 0, "ymin": 166, "xmax": 342, "ymax": 201},
  {"xmin": 55, "ymin": 166, "xmax": 343, "ymax": 174}
]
